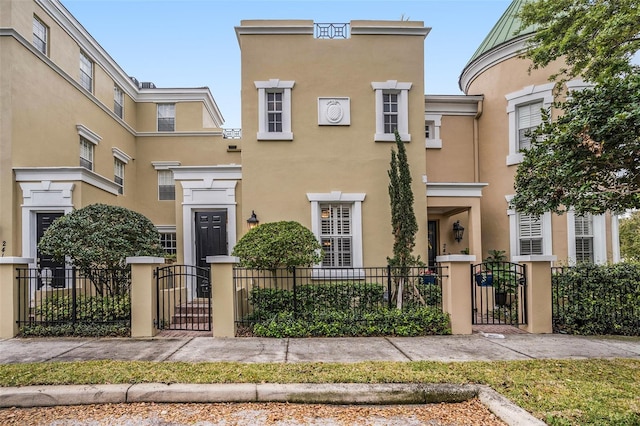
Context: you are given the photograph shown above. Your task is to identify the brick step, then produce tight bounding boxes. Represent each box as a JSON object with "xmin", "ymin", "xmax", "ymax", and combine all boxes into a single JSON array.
[
  {"xmin": 174, "ymin": 302, "xmax": 210, "ymax": 315},
  {"xmin": 171, "ymin": 313, "xmax": 211, "ymax": 324}
]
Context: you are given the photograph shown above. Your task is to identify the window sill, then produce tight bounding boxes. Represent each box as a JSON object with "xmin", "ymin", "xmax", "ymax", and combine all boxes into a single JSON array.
[
  {"xmin": 375, "ymin": 133, "xmax": 411, "ymax": 143},
  {"xmin": 257, "ymin": 132, "xmax": 293, "ymax": 141},
  {"xmin": 426, "ymin": 139, "xmax": 442, "ymax": 149},
  {"xmin": 506, "ymin": 153, "xmax": 524, "ymax": 166}
]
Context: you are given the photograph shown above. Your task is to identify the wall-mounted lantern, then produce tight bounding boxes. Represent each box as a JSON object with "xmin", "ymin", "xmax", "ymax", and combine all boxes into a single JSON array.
[
  {"xmin": 453, "ymin": 220, "xmax": 464, "ymax": 243},
  {"xmin": 247, "ymin": 210, "xmax": 259, "ymax": 230}
]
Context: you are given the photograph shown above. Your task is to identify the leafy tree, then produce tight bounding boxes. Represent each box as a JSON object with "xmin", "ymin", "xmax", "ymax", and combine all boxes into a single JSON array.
[
  {"xmin": 519, "ymin": 0, "xmax": 640, "ymax": 84},
  {"xmin": 619, "ymin": 211, "xmax": 640, "ymax": 262},
  {"xmin": 511, "ymin": 74, "xmax": 640, "ymax": 215},
  {"xmin": 38, "ymin": 203, "xmax": 164, "ymax": 295},
  {"xmin": 388, "ymin": 130, "xmax": 421, "ymax": 308},
  {"xmin": 512, "ymin": 0, "xmax": 640, "ymax": 215},
  {"xmin": 232, "ymin": 221, "xmax": 322, "ymax": 273}
]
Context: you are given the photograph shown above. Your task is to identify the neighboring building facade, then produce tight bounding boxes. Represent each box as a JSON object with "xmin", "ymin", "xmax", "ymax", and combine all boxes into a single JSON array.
[{"xmin": 0, "ymin": 0, "xmax": 620, "ymax": 287}]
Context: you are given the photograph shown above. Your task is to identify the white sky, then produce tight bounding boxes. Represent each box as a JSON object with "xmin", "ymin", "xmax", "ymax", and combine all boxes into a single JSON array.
[{"xmin": 62, "ymin": 0, "xmax": 513, "ymax": 128}]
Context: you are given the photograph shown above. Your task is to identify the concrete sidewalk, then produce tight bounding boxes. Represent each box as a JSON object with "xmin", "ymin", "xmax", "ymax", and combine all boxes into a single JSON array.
[{"xmin": 0, "ymin": 334, "xmax": 638, "ymax": 364}]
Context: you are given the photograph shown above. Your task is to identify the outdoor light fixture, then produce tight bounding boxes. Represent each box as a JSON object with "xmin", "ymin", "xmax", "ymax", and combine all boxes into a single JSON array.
[
  {"xmin": 453, "ymin": 220, "xmax": 464, "ymax": 243},
  {"xmin": 247, "ymin": 210, "xmax": 259, "ymax": 230}
]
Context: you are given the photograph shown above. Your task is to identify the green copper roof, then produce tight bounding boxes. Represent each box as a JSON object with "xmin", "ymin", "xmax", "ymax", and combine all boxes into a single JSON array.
[{"xmin": 466, "ymin": 0, "xmax": 536, "ymax": 65}]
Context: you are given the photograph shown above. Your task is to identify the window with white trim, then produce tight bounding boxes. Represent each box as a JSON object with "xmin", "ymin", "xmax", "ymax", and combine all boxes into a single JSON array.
[
  {"xmin": 114, "ymin": 86, "xmax": 124, "ymax": 119},
  {"xmin": 518, "ymin": 213, "xmax": 544, "ymax": 255},
  {"xmin": 79, "ymin": 137, "xmax": 94, "ymax": 170},
  {"xmin": 308, "ymin": 192, "xmax": 365, "ymax": 275},
  {"xmin": 255, "ymin": 80, "xmax": 294, "ymax": 140},
  {"xmin": 159, "ymin": 232, "xmax": 177, "ymax": 255},
  {"xmin": 320, "ymin": 204, "xmax": 352, "ymax": 267},
  {"xmin": 574, "ymin": 214, "xmax": 594, "ymax": 263},
  {"xmin": 33, "ymin": 15, "xmax": 48, "ymax": 55},
  {"xmin": 568, "ymin": 211, "xmax": 606, "ymax": 265},
  {"xmin": 114, "ymin": 158, "xmax": 124, "ymax": 194},
  {"xmin": 505, "ymin": 83, "xmax": 554, "ymax": 165},
  {"xmin": 158, "ymin": 170, "xmax": 175, "ymax": 200},
  {"xmin": 517, "ymin": 102, "xmax": 543, "ymax": 151},
  {"xmin": 79, "ymin": 51, "xmax": 93, "ymax": 92},
  {"xmin": 425, "ymin": 114, "xmax": 442, "ymax": 149},
  {"xmin": 372, "ymin": 81, "xmax": 412, "ymax": 142},
  {"xmin": 157, "ymin": 104, "xmax": 175, "ymax": 132}
]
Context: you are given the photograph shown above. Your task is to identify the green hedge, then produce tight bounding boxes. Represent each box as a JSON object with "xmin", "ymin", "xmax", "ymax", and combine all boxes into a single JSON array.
[
  {"xmin": 245, "ymin": 283, "xmax": 450, "ymax": 337},
  {"xmin": 19, "ymin": 294, "xmax": 130, "ymax": 337},
  {"xmin": 552, "ymin": 263, "xmax": 640, "ymax": 335}
]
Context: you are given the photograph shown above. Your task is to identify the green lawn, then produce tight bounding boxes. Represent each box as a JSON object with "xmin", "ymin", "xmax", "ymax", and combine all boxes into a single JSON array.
[{"xmin": 0, "ymin": 359, "xmax": 638, "ymax": 425}]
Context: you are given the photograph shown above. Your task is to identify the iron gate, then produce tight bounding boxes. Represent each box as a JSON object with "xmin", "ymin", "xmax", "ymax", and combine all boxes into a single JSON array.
[
  {"xmin": 471, "ymin": 262, "xmax": 527, "ymax": 326},
  {"xmin": 155, "ymin": 264, "xmax": 211, "ymax": 331}
]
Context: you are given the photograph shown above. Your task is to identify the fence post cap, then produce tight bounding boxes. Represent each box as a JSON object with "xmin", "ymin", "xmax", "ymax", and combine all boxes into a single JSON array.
[
  {"xmin": 436, "ymin": 254, "xmax": 476, "ymax": 263},
  {"xmin": 125, "ymin": 256, "xmax": 166, "ymax": 265},
  {"xmin": 206, "ymin": 256, "xmax": 240, "ymax": 264},
  {"xmin": 0, "ymin": 257, "xmax": 33, "ymax": 264}
]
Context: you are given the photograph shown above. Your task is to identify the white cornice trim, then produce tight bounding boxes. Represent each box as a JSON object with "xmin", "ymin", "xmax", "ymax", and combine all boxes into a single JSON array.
[
  {"xmin": 112, "ymin": 147, "xmax": 132, "ymax": 164},
  {"xmin": 426, "ymin": 183, "xmax": 488, "ymax": 198},
  {"xmin": 306, "ymin": 192, "xmax": 366, "ymax": 202},
  {"xmin": 76, "ymin": 124, "xmax": 102, "ymax": 144},
  {"xmin": 14, "ymin": 167, "xmax": 120, "ymax": 195},
  {"xmin": 152, "ymin": 161, "xmax": 181, "ymax": 170},
  {"xmin": 156, "ymin": 225, "xmax": 177, "ymax": 233},
  {"xmin": 172, "ymin": 165, "xmax": 242, "ymax": 181},
  {"xmin": 137, "ymin": 131, "xmax": 223, "ymax": 138},
  {"xmin": 459, "ymin": 34, "xmax": 532, "ymax": 94},
  {"xmin": 351, "ymin": 26, "xmax": 431, "ymax": 38},
  {"xmin": 371, "ymin": 80, "xmax": 412, "ymax": 91},
  {"xmin": 425, "ymin": 95, "xmax": 483, "ymax": 116},
  {"xmin": 235, "ymin": 25, "xmax": 314, "ymax": 36}
]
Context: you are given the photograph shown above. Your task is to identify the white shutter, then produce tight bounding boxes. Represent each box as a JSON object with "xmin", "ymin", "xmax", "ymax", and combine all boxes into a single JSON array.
[
  {"xmin": 517, "ymin": 102, "xmax": 543, "ymax": 150},
  {"xmin": 518, "ymin": 213, "xmax": 543, "ymax": 255}
]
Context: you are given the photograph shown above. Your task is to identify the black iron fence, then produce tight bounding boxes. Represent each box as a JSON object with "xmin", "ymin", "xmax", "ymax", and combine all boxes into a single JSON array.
[
  {"xmin": 16, "ymin": 267, "xmax": 131, "ymax": 336},
  {"xmin": 234, "ymin": 265, "xmax": 446, "ymax": 330},
  {"xmin": 551, "ymin": 265, "xmax": 640, "ymax": 335}
]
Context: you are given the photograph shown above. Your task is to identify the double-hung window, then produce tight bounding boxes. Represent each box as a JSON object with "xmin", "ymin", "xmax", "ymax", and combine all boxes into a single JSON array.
[
  {"xmin": 267, "ymin": 91, "xmax": 283, "ymax": 133},
  {"xmin": 320, "ymin": 203, "xmax": 353, "ymax": 268},
  {"xmin": 383, "ymin": 93, "xmax": 399, "ymax": 134},
  {"xmin": 114, "ymin": 159, "xmax": 125, "ymax": 194},
  {"xmin": 159, "ymin": 232, "xmax": 177, "ymax": 255},
  {"xmin": 505, "ymin": 83, "xmax": 554, "ymax": 165},
  {"xmin": 255, "ymin": 79, "xmax": 294, "ymax": 140},
  {"xmin": 158, "ymin": 170, "xmax": 176, "ymax": 200},
  {"xmin": 574, "ymin": 214, "xmax": 594, "ymax": 263},
  {"xmin": 372, "ymin": 81, "xmax": 412, "ymax": 142},
  {"xmin": 517, "ymin": 102, "xmax": 543, "ymax": 151},
  {"xmin": 518, "ymin": 213, "xmax": 544, "ymax": 255},
  {"xmin": 157, "ymin": 104, "xmax": 175, "ymax": 132},
  {"xmin": 79, "ymin": 137, "xmax": 94, "ymax": 170},
  {"xmin": 32, "ymin": 16, "xmax": 48, "ymax": 55},
  {"xmin": 79, "ymin": 51, "xmax": 93, "ymax": 92},
  {"xmin": 114, "ymin": 86, "xmax": 124, "ymax": 119}
]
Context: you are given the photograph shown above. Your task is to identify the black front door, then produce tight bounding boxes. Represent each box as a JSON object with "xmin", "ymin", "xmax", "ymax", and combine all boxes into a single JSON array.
[
  {"xmin": 195, "ymin": 211, "xmax": 227, "ymax": 297},
  {"xmin": 428, "ymin": 220, "xmax": 438, "ymax": 268},
  {"xmin": 37, "ymin": 212, "xmax": 65, "ymax": 288}
]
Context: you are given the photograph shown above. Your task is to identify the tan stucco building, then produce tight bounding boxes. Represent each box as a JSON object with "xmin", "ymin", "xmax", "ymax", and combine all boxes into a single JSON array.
[{"xmin": 0, "ymin": 0, "xmax": 620, "ymax": 288}]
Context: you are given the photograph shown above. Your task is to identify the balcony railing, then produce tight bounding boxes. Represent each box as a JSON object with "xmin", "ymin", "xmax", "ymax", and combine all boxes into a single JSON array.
[
  {"xmin": 223, "ymin": 128, "xmax": 242, "ymax": 139},
  {"xmin": 314, "ymin": 23, "xmax": 350, "ymax": 39}
]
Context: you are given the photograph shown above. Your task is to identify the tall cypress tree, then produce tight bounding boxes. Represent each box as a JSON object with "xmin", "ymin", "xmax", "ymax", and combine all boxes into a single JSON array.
[{"xmin": 388, "ymin": 130, "xmax": 419, "ymax": 307}]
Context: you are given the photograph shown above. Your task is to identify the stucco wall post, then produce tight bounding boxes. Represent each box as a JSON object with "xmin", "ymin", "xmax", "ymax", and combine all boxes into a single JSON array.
[
  {"xmin": 436, "ymin": 254, "xmax": 476, "ymax": 335},
  {"xmin": 0, "ymin": 258, "xmax": 33, "ymax": 338},
  {"xmin": 208, "ymin": 256, "xmax": 239, "ymax": 338},
  {"xmin": 513, "ymin": 255, "xmax": 556, "ymax": 334},
  {"xmin": 126, "ymin": 257, "xmax": 165, "ymax": 338}
]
